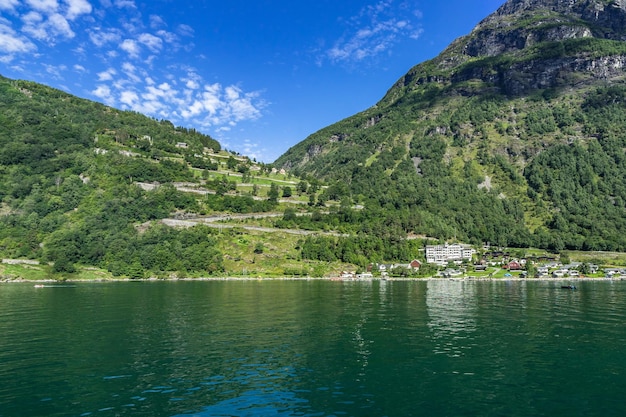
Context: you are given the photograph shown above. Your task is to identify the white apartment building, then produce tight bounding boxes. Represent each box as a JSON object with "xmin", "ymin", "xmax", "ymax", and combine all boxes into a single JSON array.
[{"xmin": 426, "ymin": 244, "xmax": 475, "ymax": 265}]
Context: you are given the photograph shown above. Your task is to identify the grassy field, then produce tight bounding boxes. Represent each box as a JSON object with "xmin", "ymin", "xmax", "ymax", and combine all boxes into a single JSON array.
[
  {"xmin": 5, "ymin": 244, "xmax": 626, "ymax": 282},
  {"xmin": 0, "ymin": 262, "xmax": 113, "ymax": 281}
]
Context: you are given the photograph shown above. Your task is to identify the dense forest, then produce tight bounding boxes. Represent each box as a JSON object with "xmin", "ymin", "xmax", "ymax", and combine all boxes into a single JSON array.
[
  {"xmin": 275, "ymin": 0, "xmax": 626, "ymax": 253},
  {"xmin": 277, "ymin": 84, "xmax": 626, "ymax": 252}
]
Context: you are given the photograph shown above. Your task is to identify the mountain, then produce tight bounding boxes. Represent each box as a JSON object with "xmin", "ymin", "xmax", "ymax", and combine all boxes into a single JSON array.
[
  {"xmin": 275, "ymin": 0, "xmax": 626, "ymax": 252},
  {"xmin": 0, "ymin": 74, "xmax": 432, "ymax": 280},
  {"xmin": 0, "ymin": 75, "xmax": 322, "ymax": 279}
]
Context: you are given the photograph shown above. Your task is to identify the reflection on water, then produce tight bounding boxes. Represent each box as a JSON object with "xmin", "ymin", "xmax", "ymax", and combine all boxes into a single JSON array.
[
  {"xmin": 426, "ymin": 280, "xmax": 477, "ymax": 357},
  {"xmin": 2, "ymin": 280, "xmax": 626, "ymax": 417}
]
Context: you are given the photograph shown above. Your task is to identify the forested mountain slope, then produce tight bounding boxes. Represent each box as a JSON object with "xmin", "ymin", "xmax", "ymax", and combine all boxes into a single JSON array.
[
  {"xmin": 275, "ymin": 0, "xmax": 626, "ymax": 252},
  {"xmin": 0, "ymin": 74, "xmax": 431, "ymax": 279},
  {"xmin": 0, "ymin": 75, "xmax": 233, "ymax": 277}
]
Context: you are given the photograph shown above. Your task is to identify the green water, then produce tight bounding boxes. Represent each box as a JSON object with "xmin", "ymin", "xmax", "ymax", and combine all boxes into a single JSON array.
[{"xmin": 1, "ymin": 280, "xmax": 625, "ymax": 416}]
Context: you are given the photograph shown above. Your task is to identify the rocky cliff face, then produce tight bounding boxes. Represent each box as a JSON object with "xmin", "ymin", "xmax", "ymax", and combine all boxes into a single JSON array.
[
  {"xmin": 394, "ymin": 0, "xmax": 626, "ymax": 96},
  {"xmin": 492, "ymin": 0, "xmax": 626, "ymax": 32},
  {"xmin": 465, "ymin": 0, "xmax": 626, "ymax": 59},
  {"xmin": 455, "ymin": 54, "xmax": 626, "ymax": 95}
]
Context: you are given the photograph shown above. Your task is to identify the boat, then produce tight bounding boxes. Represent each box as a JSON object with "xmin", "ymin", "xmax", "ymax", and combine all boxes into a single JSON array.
[{"xmin": 561, "ymin": 285, "xmax": 577, "ymax": 290}]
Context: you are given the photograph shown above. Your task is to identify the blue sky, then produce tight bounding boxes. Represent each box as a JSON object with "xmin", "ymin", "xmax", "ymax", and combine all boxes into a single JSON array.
[{"xmin": 0, "ymin": 0, "xmax": 504, "ymax": 162}]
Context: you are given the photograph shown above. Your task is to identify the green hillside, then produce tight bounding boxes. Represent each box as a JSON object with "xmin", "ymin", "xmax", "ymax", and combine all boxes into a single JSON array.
[
  {"xmin": 5, "ymin": 0, "xmax": 626, "ymax": 280},
  {"xmin": 0, "ymin": 75, "xmax": 357, "ymax": 280},
  {"xmin": 275, "ymin": 0, "xmax": 626, "ymax": 253}
]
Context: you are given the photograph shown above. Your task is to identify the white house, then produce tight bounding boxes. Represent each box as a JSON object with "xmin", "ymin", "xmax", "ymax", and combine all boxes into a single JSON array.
[{"xmin": 426, "ymin": 244, "xmax": 475, "ymax": 265}]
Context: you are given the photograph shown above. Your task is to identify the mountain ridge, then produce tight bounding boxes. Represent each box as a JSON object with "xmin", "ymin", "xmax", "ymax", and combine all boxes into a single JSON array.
[{"xmin": 275, "ymin": 0, "xmax": 626, "ymax": 252}]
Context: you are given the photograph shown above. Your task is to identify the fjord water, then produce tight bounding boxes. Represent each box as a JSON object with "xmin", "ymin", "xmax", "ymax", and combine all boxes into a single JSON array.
[{"xmin": 1, "ymin": 280, "xmax": 625, "ymax": 417}]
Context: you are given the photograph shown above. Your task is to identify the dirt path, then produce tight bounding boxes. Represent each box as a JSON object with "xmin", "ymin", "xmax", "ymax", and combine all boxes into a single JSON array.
[{"xmin": 161, "ymin": 215, "xmax": 348, "ymax": 237}]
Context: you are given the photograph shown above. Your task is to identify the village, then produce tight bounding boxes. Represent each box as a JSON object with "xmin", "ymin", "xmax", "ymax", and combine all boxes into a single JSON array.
[{"xmin": 334, "ymin": 243, "xmax": 624, "ymax": 280}]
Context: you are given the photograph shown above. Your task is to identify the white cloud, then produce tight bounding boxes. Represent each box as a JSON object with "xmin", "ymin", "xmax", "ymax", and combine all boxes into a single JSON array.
[
  {"xmin": 223, "ymin": 86, "xmax": 262, "ymax": 122},
  {"xmin": 26, "ymin": 0, "xmax": 59, "ymax": 14},
  {"xmin": 185, "ymin": 79, "xmax": 199, "ymax": 90},
  {"xmin": 0, "ymin": 0, "xmax": 19, "ymax": 10},
  {"xmin": 156, "ymin": 29, "xmax": 177, "ymax": 44},
  {"xmin": 322, "ymin": 0, "xmax": 423, "ymax": 65},
  {"xmin": 113, "ymin": 0, "xmax": 135, "ymax": 8},
  {"xmin": 121, "ymin": 61, "xmax": 142, "ymax": 83},
  {"xmin": 91, "ymin": 70, "xmax": 266, "ymax": 131},
  {"xmin": 120, "ymin": 38, "xmax": 140, "ymax": 57},
  {"xmin": 138, "ymin": 32, "xmax": 162, "ymax": 52},
  {"xmin": 92, "ymin": 84, "xmax": 114, "ymax": 105},
  {"xmin": 177, "ymin": 24, "xmax": 194, "ymax": 37},
  {"xmin": 88, "ymin": 28, "xmax": 120, "ymax": 46},
  {"xmin": 43, "ymin": 62, "xmax": 66, "ymax": 78},
  {"xmin": 65, "ymin": 0, "xmax": 92, "ymax": 20},
  {"xmin": 0, "ymin": 0, "xmax": 91, "ymax": 54},
  {"xmin": 149, "ymin": 14, "xmax": 165, "ymax": 29},
  {"xmin": 97, "ymin": 67, "xmax": 116, "ymax": 80},
  {"xmin": 48, "ymin": 12, "xmax": 74, "ymax": 37},
  {"xmin": 121, "ymin": 61, "xmax": 135, "ymax": 73},
  {"xmin": 0, "ymin": 21, "xmax": 37, "ymax": 53},
  {"xmin": 73, "ymin": 63, "xmax": 86, "ymax": 72},
  {"xmin": 410, "ymin": 28, "xmax": 424, "ymax": 40},
  {"xmin": 119, "ymin": 89, "xmax": 139, "ymax": 107},
  {"xmin": 22, "ymin": 11, "xmax": 75, "ymax": 42}
]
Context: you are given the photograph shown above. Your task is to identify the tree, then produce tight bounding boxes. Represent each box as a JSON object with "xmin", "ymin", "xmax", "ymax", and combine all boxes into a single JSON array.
[
  {"xmin": 254, "ymin": 242, "xmax": 264, "ymax": 254},
  {"xmin": 52, "ymin": 254, "xmax": 76, "ymax": 274},
  {"xmin": 579, "ymin": 262, "xmax": 590, "ymax": 276},
  {"xmin": 283, "ymin": 208, "xmax": 297, "ymax": 222},
  {"xmin": 268, "ymin": 183, "xmax": 279, "ymax": 203},
  {"xmin": 282, "ymin": 186, "xmax": 292, "ymax": 198},
  {"xmin": 127, "ymin": 262, "xmax": 145, "ymax": 279},
  {"xmin": 297, "ymin": 180, "xmax": 308, "ymax": 194},
  {"xmin": 226, "ymin": 155, "xmax": 237, "ymax": 170}
]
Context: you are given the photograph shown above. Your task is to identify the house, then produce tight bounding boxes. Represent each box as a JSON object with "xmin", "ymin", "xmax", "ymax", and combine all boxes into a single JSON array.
[
  {"xmin": 409, "ymin": 259, "xmax": 422, "ymax": 270},
  {"xmin": 537, "ymin": 267, "xmax": 549, "ymax": 276},
  {"xmin": 604, "ymin": 268, "xmax": 626, "ymax": 277},
  {"xmin": 505, "ymin": 261, "xmax": 522, "ymax": 270},
  {"xmin": 426, "ymin": 243, "xmax": 475, "ymax": 264},
  {"xmin": 176, "ymin": 142, "xmax": 188, "ymax": 149},
  {"xmin": 368, "ymin": 260, "xmax": 421, "ymax": 277}
]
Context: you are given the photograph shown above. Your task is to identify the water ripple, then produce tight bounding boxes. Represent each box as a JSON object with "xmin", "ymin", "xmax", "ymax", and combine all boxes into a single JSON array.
[{"xmin": 3, "ymin": 281, "xmax": 626, "ymax": 416}]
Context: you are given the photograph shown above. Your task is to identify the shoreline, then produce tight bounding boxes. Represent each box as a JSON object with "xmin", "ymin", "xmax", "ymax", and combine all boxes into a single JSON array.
[{"xmin": 2, "ymin": 276, "xmax": 625, "ymax": 284}]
